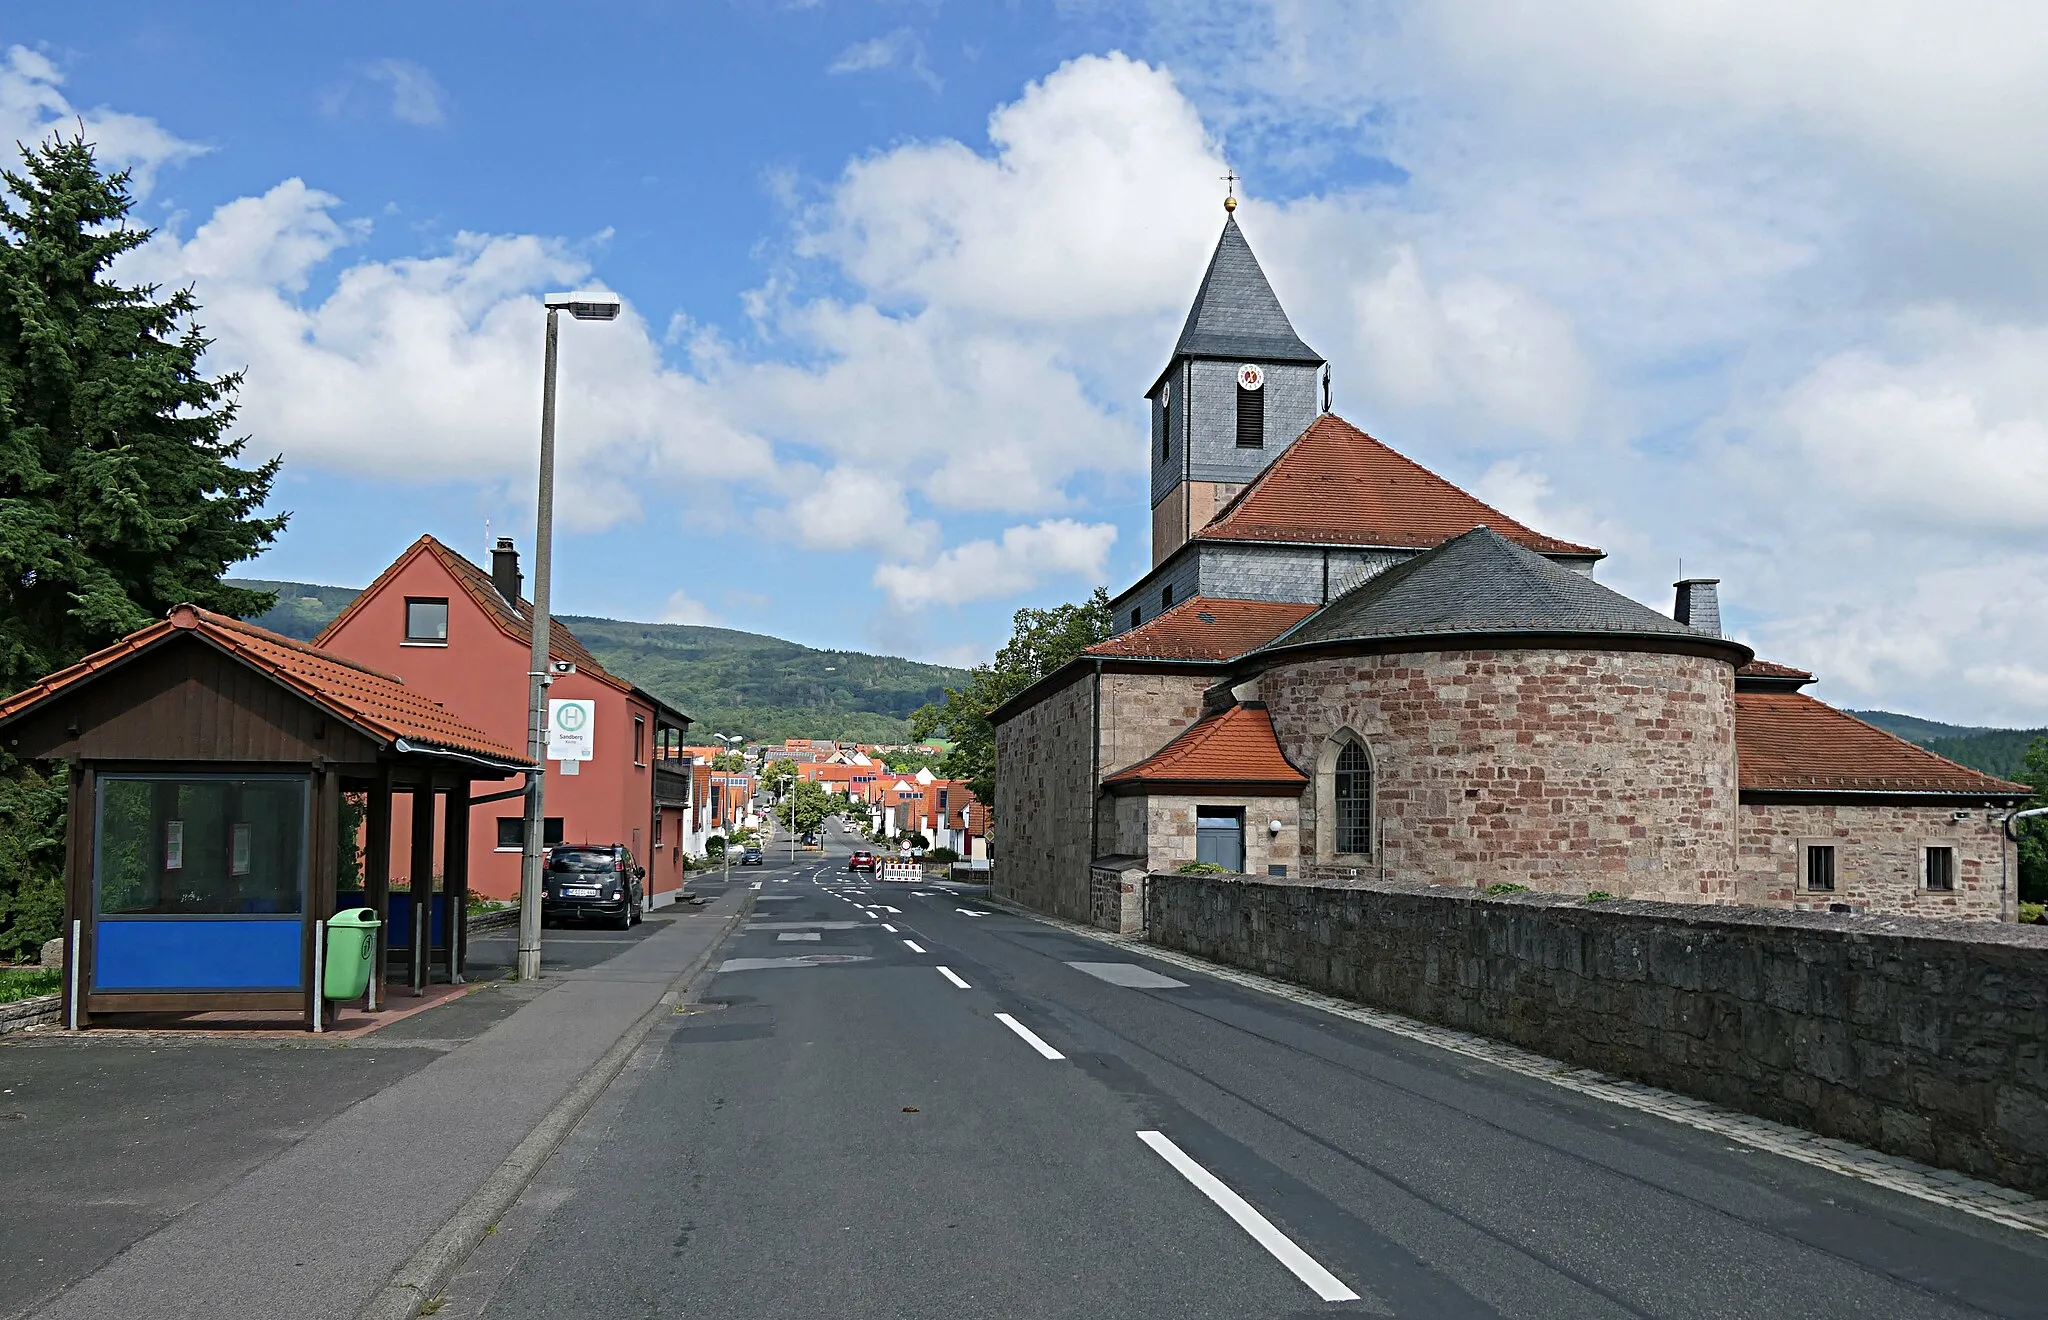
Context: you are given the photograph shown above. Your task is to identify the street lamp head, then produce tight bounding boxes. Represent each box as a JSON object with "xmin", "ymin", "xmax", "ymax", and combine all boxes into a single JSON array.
[{"xmin": 544, "ymin": 290, "xmax": 623, "ymax": 321}]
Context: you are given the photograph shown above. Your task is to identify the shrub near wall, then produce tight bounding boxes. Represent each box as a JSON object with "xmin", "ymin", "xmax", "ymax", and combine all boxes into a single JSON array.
[{"xmin": 1145, "ymin": 874, "xmax": 2048, "ymax": 1196}]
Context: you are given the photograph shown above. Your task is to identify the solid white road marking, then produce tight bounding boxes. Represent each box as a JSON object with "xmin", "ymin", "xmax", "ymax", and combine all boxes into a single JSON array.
[
  {"xmin": 882, "ymin": 923, "xmax": 897, "ymax": 933},
  {"xmin": 1068, "ymin": 961, "xmax": 1188, "ymax": 989},
  {"xmin": 1135, "ymin": 1131, "xmax": 1359, "ymax": 1303},
  {"xmin": 994, "ymin": 1012, "xmax": 1064, "ymax": 1060},
  {"xmin": 957, "ymin": 908, "xmax": 987, "ymax": 917},
  {"xmin": 936, "ymin": 966, "xmax": 970, "ymax": 989},
  {"xmin": 903, "ymin": 940, "xmax": 925, "ymax": 953}
]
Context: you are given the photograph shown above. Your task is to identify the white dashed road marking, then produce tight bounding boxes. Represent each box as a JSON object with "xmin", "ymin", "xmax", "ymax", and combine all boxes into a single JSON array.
[
  {"xmin": 936, "ymin": 966, "xmax": 970, "ymax": 989},
  {"xmin": 994, "ymin": 1013, "xmax": 1064, "ymax": 1060},
  {"xmin": 1137, "ymin": 1130, "xmax": 1359, "ymax": 1303},
  {"xmin": 903, "ymin": 940, "xmax": 925, "ymax": 954}
]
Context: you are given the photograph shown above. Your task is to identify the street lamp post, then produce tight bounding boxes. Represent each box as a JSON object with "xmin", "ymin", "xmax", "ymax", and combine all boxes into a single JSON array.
[{"xmin": 517, "ymin": 291, "xmax": 621, "ymax": 982}]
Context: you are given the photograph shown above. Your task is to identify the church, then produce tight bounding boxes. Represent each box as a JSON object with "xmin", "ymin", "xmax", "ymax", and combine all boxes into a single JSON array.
[{"xmin": 992, "ymin": 203, "xmax": 2030, "ymax": 930}]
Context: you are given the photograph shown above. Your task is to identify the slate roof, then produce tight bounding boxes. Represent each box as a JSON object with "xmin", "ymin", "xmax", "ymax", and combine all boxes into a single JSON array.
[
  {"xmin": 1735, "ymin": 692, "xmax": 2030, "ymax": 796},
  {"xmin": 1198, "ymin": 414, "xmax": 1603, "ymax": 558},
  {"xmin": 1257, "ymin": 526, "xmax": 1744, "ymax": 656},
  {"xmin": 0, "ymin": 605, "xmax": 528, "ymax": 765},
  {"xmin": 1085, "ymin": 598, "xmax": 1318, "ymax": 662},
  {"xmin": 1103, "ymin": 703, "xmax": 1307, "ymax": 789},
  {"xmin": 1166, "ymin": 215, "xmax": 1323, "ymax": 368}
]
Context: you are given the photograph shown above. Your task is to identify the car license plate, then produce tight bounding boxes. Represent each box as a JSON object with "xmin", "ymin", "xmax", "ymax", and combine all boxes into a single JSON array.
[{"xmin": 564, "ymin": 886, "xmax": 598, "ymax": 897}]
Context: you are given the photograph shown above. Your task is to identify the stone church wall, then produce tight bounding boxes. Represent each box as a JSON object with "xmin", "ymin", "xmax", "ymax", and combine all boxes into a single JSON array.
[
  {"xmin": 1262, "ymin": 648, "xmax": 1739, "ymax": 899},
  {"xmin": 993, "ymin": 669, "xmax": 1098, "ymax": 922},
  {"xmin": 1112, "ymin": 792, "xmax": 1301, "ymax": 876},
  {"xmin": 994, "ymin": 668, "xmax": 1211, "ymax": 920},
  {"xmin": 1737, "ymin": 801, "xmax": 2012, "ymax": 920},
  {"xmin": 1144, "ymin": 874, "xmax": 2048, "ymax": 1196}
]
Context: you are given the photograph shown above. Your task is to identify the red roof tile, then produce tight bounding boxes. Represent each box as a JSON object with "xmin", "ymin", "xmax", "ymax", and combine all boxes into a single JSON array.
[
  {"xmin": 1105, "ymin": 704, "xmax": 1307, "ymax": 788},
  {"xmin": 1198, "ymin": 414, "xmax": 1601, "ymax": 557},
  {"xmin": 1087, "ymin": 598, "xmax": 1317, "ymax": 661},
  {"xmin": 0, "ymin": 606, "xmax": 526, "ymax": 765},
  {"xmin": 1737, "ymin": 659, "xmax": 1815, "ymax": 680},
  {"xmin": 314, "ymin": 535, "xmax": 622, "ymax": 692},
  {"xmin": 1735, "ymin": 691, "xmax": 2028, "ymax": 796}
]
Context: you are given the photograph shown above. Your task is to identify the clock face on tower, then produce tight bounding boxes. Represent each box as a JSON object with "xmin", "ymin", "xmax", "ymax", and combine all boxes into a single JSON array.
[{"xmin": 1237, "ymin": 363, "xmax": 1264, "ymax": 391}]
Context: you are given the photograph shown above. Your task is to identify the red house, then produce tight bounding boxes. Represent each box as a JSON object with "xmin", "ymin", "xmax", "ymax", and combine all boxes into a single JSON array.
[{"xmin": 316, "ymin": 536, "xmax": 695, "ymax": 905}]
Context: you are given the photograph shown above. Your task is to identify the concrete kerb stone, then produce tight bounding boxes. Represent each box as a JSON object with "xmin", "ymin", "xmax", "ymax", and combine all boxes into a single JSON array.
[
  {"xmin": 976, "ymin": 892, "xmax": 2048, "ymax": 1241},
  {"xmin": 353, "ymin": 895, "xmax": 754, "ymax": 1320}
]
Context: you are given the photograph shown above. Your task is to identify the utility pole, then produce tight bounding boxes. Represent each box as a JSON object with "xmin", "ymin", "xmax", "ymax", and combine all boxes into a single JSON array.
[{"xmin": 517, "ymin": 291, "xmax": 619, "ymax": 982}]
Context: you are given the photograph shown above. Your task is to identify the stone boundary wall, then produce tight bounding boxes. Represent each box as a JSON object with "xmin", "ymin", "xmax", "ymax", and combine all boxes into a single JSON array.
[
  {"xmin": 0, "ymin": 993, "xmax": 61, "ymax": 1036},
  {"xmin": 1144, "ymin": 873, "xmax": 2048, "ymax": 1195}
]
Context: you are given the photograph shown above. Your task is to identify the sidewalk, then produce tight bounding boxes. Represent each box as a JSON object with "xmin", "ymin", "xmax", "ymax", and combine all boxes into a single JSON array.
[{"xmin": 24, "ymin": 890, "xmax": 749, "ymax": 1320}]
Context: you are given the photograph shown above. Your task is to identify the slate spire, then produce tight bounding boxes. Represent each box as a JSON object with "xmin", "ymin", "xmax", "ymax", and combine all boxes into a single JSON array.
[{"xmin": 1167, "ymin": 214, "xmax": 1323, "ymax": 367}]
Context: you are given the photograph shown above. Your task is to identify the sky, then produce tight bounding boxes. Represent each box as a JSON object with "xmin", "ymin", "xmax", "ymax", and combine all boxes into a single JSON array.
[{"xmin": 7, "ymin": 2, "xmax": 2048, "ymax": 726}]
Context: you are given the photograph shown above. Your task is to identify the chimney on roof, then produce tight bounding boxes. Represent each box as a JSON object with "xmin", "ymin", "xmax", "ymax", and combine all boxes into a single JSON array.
[
  {"xmin": 491, "ymin": 538, "xmax": 523, "ymax": 609},
  {"xmin": 1674, "ymin": 578, "xmax": 1721, "ymax": 637}
]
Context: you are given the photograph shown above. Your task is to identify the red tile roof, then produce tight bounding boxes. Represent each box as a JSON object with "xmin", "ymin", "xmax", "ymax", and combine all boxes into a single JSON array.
[
  {"xmin": 1737, "ymin": 659, "xmax": 1815, "ymax": 680},
  {"xmin": 0, "ymin": 606, "xmax": 527, "ymax": 764},
  {"xmin": 1104, "ymin": 704, "xmax": 1307, "ymax": 788},
  {"xmin": 1087, "ymin": 597, "xmax": 1318, "ymax": 662},
  {"xmin": 1198, "ymin": 414, "xmax": 1601, "ymax": 558},
  {"xmin": 314, "ymin": 535, "xmax": 623, "ymax": 692},
  {"xmin": 1735, "ymin": 692, "xmax": 2029, "ymax": 796}
]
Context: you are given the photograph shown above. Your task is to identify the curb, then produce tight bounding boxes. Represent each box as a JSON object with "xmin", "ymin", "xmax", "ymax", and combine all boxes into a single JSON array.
[{"xmin": 354, "ymin": 895, "xmax": 753, "ymax": 1320}]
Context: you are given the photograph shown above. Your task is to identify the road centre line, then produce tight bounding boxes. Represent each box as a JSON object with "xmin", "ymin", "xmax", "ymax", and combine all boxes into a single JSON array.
[
  {"xmin": 903, "ymin": 939, "xmax": 925, "ymax": 953},
  {"xmin": 1136, "ymin": 1131, "xmax": 1360, "ymax": 1302},
  {"xmin": 994, "ymin": 1012, "xmax": 1064, "ymax": 1060},
  {"xmin": 936, "ymin": 966, "xmax": 970, "ymax": 989}
]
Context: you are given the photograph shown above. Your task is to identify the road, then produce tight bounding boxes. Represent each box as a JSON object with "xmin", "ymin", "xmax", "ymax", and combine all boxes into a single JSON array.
[{"xmin": 442, "ymin": 827, "xmax": 2048, "ymax": 1318}]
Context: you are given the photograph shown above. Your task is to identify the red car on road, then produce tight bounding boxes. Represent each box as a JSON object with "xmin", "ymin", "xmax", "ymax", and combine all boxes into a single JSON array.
[{"xmin": 848, "ymin": 851, "xmax": 877, "ymax": 872}]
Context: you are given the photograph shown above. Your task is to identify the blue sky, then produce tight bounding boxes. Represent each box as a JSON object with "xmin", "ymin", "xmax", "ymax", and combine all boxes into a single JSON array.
[{"xmin": 9, "ymin": 3, "xmax": 2048, "ymax": 724}]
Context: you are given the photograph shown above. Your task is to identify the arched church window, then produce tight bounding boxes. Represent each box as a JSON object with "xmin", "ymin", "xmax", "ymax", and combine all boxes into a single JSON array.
[{"xmin": 1334, "ymin": 740, "xmax": 1371, "ymax": 855}]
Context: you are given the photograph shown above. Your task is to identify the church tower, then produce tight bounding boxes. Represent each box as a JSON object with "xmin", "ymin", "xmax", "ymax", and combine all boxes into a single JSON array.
[{"xmin": 1148, "ymin": 204, "xmax": 1325, "ymax": 567}]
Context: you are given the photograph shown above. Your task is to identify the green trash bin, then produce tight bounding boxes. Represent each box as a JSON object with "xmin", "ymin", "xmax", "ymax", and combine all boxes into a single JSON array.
[{"xmin": 325, "ymin": 908, "xmax": 381, "ymax": 1001}]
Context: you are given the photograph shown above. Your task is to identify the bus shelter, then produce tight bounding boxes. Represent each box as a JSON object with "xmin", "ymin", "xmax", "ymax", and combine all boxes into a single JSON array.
[{"xmin": 0, "ymin": 605, "xmax": 531, "ymax": 1030}]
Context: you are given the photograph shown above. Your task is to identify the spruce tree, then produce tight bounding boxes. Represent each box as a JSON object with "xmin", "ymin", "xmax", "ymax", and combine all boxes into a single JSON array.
[{"xmin": 0, "ymin": 132, "xmax": 285, "ymax": 693}]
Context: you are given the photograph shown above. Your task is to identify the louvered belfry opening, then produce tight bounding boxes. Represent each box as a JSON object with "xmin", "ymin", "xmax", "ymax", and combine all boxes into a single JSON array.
[
  {"xmin": 1236, "ymin": 380, "xmax": 1264, "ymax": 447},
  {"xmin": 1335, "ymin": 740, "xmax": 1371, "ymax": 854}
]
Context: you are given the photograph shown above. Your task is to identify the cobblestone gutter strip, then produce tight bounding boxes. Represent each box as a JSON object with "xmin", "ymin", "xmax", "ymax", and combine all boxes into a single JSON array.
[
  {"xmin": 985, "ymin": 896, "xmax": 2048, "ymax": 1241},
  {"xmin": 0, "ymin": 993, "xmax": 61, "ymax": 1036},
  {"xmin": 465, "ymin": 908, "xmax": 520, "ymax": 935}
]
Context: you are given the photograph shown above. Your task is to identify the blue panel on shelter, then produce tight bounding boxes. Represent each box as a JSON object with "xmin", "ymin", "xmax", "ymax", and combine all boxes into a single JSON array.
[
  {"xmin": 382, "ymin": 894, "xmax": 447, "ymax": 950},
  {"xmin": 94, "ymin": 919, "xmax": 304, "ymax": 991}
]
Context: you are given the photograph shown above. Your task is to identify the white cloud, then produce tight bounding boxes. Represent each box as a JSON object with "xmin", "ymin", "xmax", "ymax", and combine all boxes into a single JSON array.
[
  {"xmin": 0, "ymin": 45, "xmax": 203, "ymax": 192},
  {"xmin": 660, "ymin": 590, "xmax": 717, "ymax": 626},
  {"xmin": 119, "ymin": 179, "xmax": 775, "ymax": 531},
  {"xmin": 828, "ymin": 29, "xmax": 941, "ymax": 92},
  {"xmin": 874, "ymin": 519, "xmax": 1117, "ymax": 611},
  {"xmin": 365, "ymin": 58, "xmax": 447, "ymax": 127},
  {"xmin": 776, "ymin": 468, "xmax": 938, "ymax": 560}
]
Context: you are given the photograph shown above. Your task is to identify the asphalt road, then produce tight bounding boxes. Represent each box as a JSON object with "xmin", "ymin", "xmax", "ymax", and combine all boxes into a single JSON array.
[{"xmin": 448, "ymin": 829, "xmax": 2048, "ymax": 1319}]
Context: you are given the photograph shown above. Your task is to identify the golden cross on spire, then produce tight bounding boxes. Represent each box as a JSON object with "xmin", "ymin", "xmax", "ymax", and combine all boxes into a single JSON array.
[{"xmin": 1221, "ymin": 168, "xmax": 1239, "ymax": 212}]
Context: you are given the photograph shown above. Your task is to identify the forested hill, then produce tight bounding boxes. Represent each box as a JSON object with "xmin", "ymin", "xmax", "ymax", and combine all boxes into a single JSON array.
[
  {"xmin": 1850, "ymin": 710, "xmax": 2046, "ymax": 781},
  {"xmin": 231, "ymin": 579, "xmax": 968, "ymax": 743}
]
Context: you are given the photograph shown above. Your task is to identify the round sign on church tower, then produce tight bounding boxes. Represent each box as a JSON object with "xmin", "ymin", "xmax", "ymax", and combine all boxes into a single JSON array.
[{"xmin": 1237, "ymin": 363, "xmax": 1264, "ymax": 391}]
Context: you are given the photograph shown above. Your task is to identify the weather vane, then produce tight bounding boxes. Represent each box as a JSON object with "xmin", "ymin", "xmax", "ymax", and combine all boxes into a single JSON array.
[{"xmin": 1221, "ymin": 168, "xmax": 1239, "ymax": 212}]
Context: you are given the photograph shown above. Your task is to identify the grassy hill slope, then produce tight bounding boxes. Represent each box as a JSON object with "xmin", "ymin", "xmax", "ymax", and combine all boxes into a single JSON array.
[{"xmin": 230, "ymin": 579, "xmax": 967, "ymax": 743}]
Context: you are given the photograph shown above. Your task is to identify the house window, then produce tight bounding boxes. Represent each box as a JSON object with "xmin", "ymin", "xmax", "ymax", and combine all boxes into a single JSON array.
[
  {"xmin": 1335, "ymin": 741, "xmax": 1371, "ymax": 855},
  {"xmin": 1804, "ymin": 844, "xmax": 1837, "ymax": 892},
  {"xmin": 1925, "ymin": 845, "xmax": 1956, "ymax": 891},
  {"xmin": 634, "ymin": 716, "xmax": 647, "ymax": 766},
  {"xmin": 1237, "ymin": 380, "xmax": 1264, "ymax": 448},
  {"xmin": 404, "ymin": 598, "xmax": 449, "ymax": 643},
  {"xmin": 496, "ymin": 816, "xmax": 564, "ymax": 850},
  {"xmin": 1131, "ymin": 608, "xmax": 1142, "ymax": 629},
  {"xmin": 1163, "ymin": 585, "xmax": 1174, "ymax": 609},
  {"xmin": 1195, "ymin": 807, "xmax": 1245, "ymax": 872}
]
